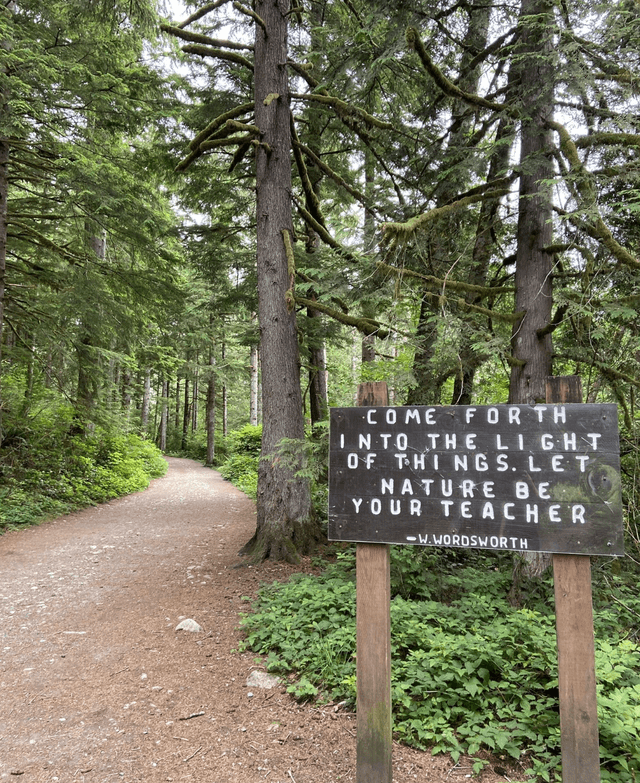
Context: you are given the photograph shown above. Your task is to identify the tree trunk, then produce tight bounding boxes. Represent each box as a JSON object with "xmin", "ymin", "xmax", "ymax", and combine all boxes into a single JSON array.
[
  {"xmin": 509, "ymin": 0, "xmax": 556, "ymax": 580},
  {"xmin": 159, "ymin": 379, "xmax": 169, "ymax": 451},
  {"xmin": 206, "ymin": 344, "xmax": 215, "ymax": 466},
  {"xmin": 0, "ymin": 120, "xmax": 7, "ymax": 447},
  {"xmin": 141, "ymin": 368, "xmax": 151, "ymax": 433},
  {"xmin": 181, "ymin": 375, "xmax": 190, "ymax": 451},
  {"xmin": 191, "ymin": 359, "xmax": 198, "ymax": 432},
  {"xmin": 0, "ymin": 3, "xmax": 12, "ymax": 447},
  {"xmin": 244, "ymin": 0, "xmax": 321, "ymax": 562},
  {"xmin": 249, "ymin": 341, "xmax": 259, "ymax": 427}
]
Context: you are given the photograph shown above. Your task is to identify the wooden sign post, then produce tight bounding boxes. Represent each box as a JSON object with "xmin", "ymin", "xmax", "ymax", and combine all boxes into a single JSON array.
[
  {"xmin": 330, "ymin": 378, "xmax": 622, "ymax": 783},
  {"xmin": 548, "ymin": 377, "xmax": 601, "ymax": 783},
  {"xmin": 356, "ymin": 382, "xmax": 392, "ymax": 783}
]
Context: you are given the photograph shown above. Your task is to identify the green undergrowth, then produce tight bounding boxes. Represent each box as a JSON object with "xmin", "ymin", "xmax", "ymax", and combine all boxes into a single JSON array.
[
  {"xmin": 216, "ymin": 424, "xmax": 262, "ymax": 499},
  {"xmin": 0, "ymin": 398, "xmax": 167, "ymax": 531},
  {"xmin": 240, "ymin": 547, "xmax": 640, "ymax": 782}
]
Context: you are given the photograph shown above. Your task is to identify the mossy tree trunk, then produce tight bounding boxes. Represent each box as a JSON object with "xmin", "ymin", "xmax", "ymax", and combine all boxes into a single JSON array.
[
  {"xmin": 243, "ymin": 0, "xmax": 322, "ymax": 562},
  {"xmin": 509, "ymin": 0, "xmax": 556, "ymax": 580}
]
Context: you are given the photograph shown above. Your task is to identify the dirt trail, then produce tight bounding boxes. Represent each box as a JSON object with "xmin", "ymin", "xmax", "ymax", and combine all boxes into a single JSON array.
[{"xmin": 0, "ymin": 457, "xmax": 516, "ymax": 782}]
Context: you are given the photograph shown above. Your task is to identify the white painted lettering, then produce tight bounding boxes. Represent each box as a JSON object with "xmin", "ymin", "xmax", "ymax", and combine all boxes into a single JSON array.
[
  {"xmin": 533, "ymin": 405, "xmax": 547, "ymax": 422},
  {"xmin": 528, "ymin": 455, "xmax": 542, "ymax": 472},
  {"xmin": 365, "ymin": 453, "xmax": 376, "ymax": 469},
  {"xmin": 508, "ymin": 407, "xmax": 521, "ymax": 424},
  {"xmin": 515, "ymin": 482, "xmax": 529, "ymax": 499},
  {"xmin": 340, "ymin": 434, "xmax": 345, "ymax": 449},
  {"xmin": 496, "ymin": 454, "xmax": 509, "ymax": 472},
  {"xmin": 554, "ymin": 406, "xmax": 566, "ymax": 424},
  {"xmin": 386, "ymin": 408, "xmax": 396, "ymax": 424},
  {"xmin": 444, "ymin": 433, "xmax": 456, "ymax": 449},
  {"xmin": 526, "ymin": 504, "xmax": 539, "ymax": 523},
  {"xmin": 441, "ymin": 479, "xmax": 453, "ymax": 497},
  {"xmin": 575, "ymin": 455, "xmax": 590, "ymax": 472},
  {"xmin": 405, "ymin": 408, "xmax": 420, "ymax": 424},
  {"xmin": 347, "ymin": 453, "xmax": 358, "ymax": 469},
  {"xmin": 426, "ymin": 433, "xmax": 440, "ymax": 448},
  {"xmin": 490, "ymin": 536, "xmax": 499, "ymax": 547},
  {"xmin": 425, "ymin": 407, "xmax": 436, "ymax": 424},
  {"xmin": 496, "ymin": 434, "xmax": 508, "ymax": 450},
  {"xmin": 551, "ymin": 455, "xmax": 565, "ymax": 472},
  {"xmin": 352, "ymin": 498, "xmax": 363, "ymax": 513},
  {"xmin": 475, "ymin": 453, "xmax": 489, "ymax": 471},
  {"xmin": 421, "ymin": 479, "xmax": 434, "ymax": 495},
  {"xmin": 563, "ymin": 432, "xmax": 577, "ymax": 451},
  {"xmin": 538, "ymin": 482, "xmax": 550, "ymax": 500},
  {"xmin": 487, "ymin": 407, "xmax": 499, "ymax": 424},
  {"xmin": 401, "ymin": 478, "xmax": 414, "ymax": 495},
  {"xmin": 413, "ymin": 452, "xmax": 426, "ymax": 469},
  {"xmin": 586, "ymin": 433, "xmax": 602, "ymax": 449},
  {"xmin": 572, "ymin": 505, "xmax": 586, "ymax": 524},
  {"xmin": 390, "ymin": 500, "xmax": 401, "ymax": 515},
  {"xmin": 503, "ymin": 503, "xmax": 515, "ymax": 520},
  {"xmin": 394, "ymin": 453, "xmax": 408, "ymax": 468},
  {"xmin": 541, "ymin": 433, "xmax": 554, "ymax": 451},
  {"xmin": 359, "ymin": 433, "xmax": 371, "ymax": 450},
  {"xmin": 366, "ymin": 409, "xmax": 377, "ymax": 424},
  {"xmin": 452, "ymin": 535, "xmax": 461, "ymax": 546},
  {"xmin": 396, "ymin": 433, "xmax": 407, "ymax": 451},
  {"xmin": 454, "ymin": 454, "xmax": 468, "ymax": 471},
  {"xmin": 381, "ymin": 478, "xmax": 394, "ymax": 494},
  {"xmin": 466, "ymin": 433, "xmax": 477, "ymax": 450},
  {"xmin": 483, "ymin": 481, "xmax": 495, "ymax": 498},
  {"xmin": 520, "ymin": 538, "xmax": 528, "ymax": 549},
  {"xmin": 461, "ymin": 501, "xmax": 472, "ymax": 519},
  {"xmin": 461, "ymin": 479, "xmax": 475, "ymax": 498},
  {"xmin": 410, "ymin": 499, "xmax": 422, "ymax": 516},
  {"xmin": 549, "ymin": 505, "xmax": 561, "ymax": 522},
  {"xmin": 482, "ymin": 502, "xmax": 495, "ymax": 520},
  {"xmin": 441, "ymin": 500, "xmax": 454, "ymax": 516},
  {"xmin": 465, "ymin": 407, "xmax": 476, "ymax": 423},
  {"xmin": 518, "ymin": 434, "xmax": 524, "ymax": 450},
  {"xmin": 371, "ymin": 498, "xmax": 381, "ymax": 515},
  {"xmin": 380, "ymin": 433, "xmax": 392, "ymax": 448}
]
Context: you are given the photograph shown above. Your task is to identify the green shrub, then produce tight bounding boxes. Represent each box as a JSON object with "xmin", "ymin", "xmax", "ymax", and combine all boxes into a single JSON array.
[
  {"xmin": 240, "ymin": 550, "xmax": 640, "ymax": 782},
  {"xmin": 0, "ymin": 422, "xmax": 167, "ymax": 530}
]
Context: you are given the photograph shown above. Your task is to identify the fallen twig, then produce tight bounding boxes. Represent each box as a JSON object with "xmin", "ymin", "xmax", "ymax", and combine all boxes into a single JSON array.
[
  {"xmin": 183, "ymin": 746, "xmax": 202, "ymax": 763},
  {"xmin": 179, "ymin": 710, "xmax": 205, "ymax": 721}
]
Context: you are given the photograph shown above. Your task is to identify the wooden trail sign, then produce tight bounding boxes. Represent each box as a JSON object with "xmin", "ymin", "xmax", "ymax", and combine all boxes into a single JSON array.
[
  {"xmin": 329, "ymin": 401, "xmax": 623, "ymax": 556},
  {"xmin": 338, "ymin": 378, "xmax": 620, "ymax": 783}
]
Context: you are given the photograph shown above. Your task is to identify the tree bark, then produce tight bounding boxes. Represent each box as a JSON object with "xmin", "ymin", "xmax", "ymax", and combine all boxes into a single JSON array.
[
  {"xmin": 509, "ymin": 0, "xmax": 556, "ymax": 580},
  {"xmin": 249, "ymin": 340, "xmax": 259, "ymax": 427},
  {"xmin": 141, "ymin": 368, "xmax": 151, "ymax": 432},
  {"xmin": 509, "ymin": 0, "xmax": 555, "ymax": 406},
  {"xmin": 244, "ymin": 0, "xmax": 321, "ymax": 561},
  {"xmin": 159, "ymin": 378, "xmax": 169, "ymax": 451},
  {"xmin": 206, "ymin": 344, "xmax": 215, "ymax": 466}
]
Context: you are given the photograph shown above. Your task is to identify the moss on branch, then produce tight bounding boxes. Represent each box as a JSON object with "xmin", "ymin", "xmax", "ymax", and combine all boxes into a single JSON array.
[
  {"xmin": 375, "ymin": 261, "xmax": 515, "ymax": 297},
  {"xmin": 381, "ymin": 188, "xmax": 509, "ymax": 247},
  {"xmin": 181, "ymin": 44, "xmax": 254, "ymax": 70},
  {"xmin": 160, "ymin": 24, "xmax": 253, "ymax": 51},
  {"xmin": 294, "ymin": 296, "xmax": 389, "ymax": 338},
  {"xmin": 406, "ymin": 27, "xmax": 514, "ymax": 116},
  {"xmin": 233, "ymin": 1, "xmax": 266, "ymax": 31},
  {"xmin": 176, "ymin": 0, "xmax": 233, "ymax": 29},
  {"xmin": 290, "ymin": 92, "xmax": 392, "ymax": 130}
]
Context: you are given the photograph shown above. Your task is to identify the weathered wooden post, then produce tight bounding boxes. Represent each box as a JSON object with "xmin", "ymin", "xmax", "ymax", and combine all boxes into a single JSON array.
[
  {"xmin": 356, "ymin": 381, "xmax": 392, "ymax": 783},
  {"xmin": 547, "ymin": 376, "xmax": 601, "ymax": 783}
]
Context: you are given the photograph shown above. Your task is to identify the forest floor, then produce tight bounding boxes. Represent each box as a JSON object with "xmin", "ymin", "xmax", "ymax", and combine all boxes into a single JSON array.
[{"xmin": 0, "ymin": 457, "xmax": 526, "ymax": 783}]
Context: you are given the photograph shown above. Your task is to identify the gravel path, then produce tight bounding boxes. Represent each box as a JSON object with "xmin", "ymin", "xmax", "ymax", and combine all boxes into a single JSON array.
[{"xmin": 0, "ymin": 457, "xmax": 519, "ymax": 783}]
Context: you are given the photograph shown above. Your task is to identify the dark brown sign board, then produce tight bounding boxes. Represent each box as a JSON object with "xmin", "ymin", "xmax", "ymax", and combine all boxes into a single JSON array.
[{"xmin": 329, "ymin": 403, "xmax": 623, "ymax": 556}]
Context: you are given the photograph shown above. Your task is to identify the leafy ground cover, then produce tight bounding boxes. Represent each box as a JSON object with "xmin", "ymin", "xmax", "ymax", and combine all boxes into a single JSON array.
[
  {"xmin": 0, "ymin": 385, "xmax": 167, "ymax": 531},
  {"xmin": 239, "ymin": 546, "xmax": 640, "ymax": 782}
]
